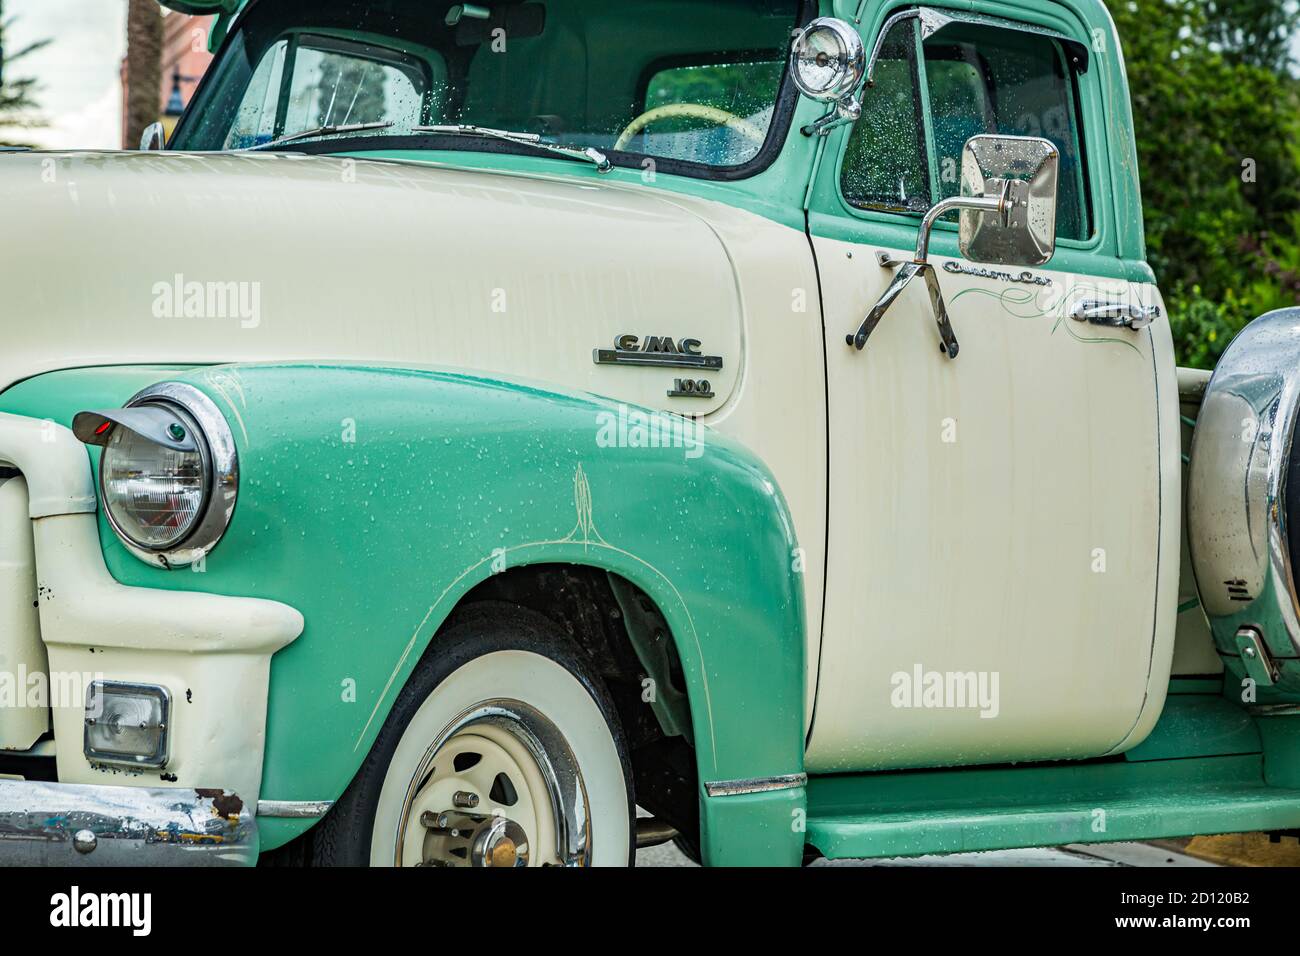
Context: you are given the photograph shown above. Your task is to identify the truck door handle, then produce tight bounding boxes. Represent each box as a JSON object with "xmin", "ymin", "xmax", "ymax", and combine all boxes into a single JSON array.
[{"xmin": 1068, "ymin": 299, "xmax": 1161, "ymax": 330}]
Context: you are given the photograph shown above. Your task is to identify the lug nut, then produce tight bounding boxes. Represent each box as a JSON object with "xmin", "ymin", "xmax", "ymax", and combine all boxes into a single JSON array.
[
  {"xmin": 453, "ymin": 791, "xmax": 480, "ymax": 809},
  {"xmin": 421, "ymin": 810, "xmax": 454, "ymax": 832}
]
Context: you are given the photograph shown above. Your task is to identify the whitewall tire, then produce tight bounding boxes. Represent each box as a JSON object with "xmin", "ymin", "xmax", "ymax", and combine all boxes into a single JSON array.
[{"xmin": 311, "ymin": 603, "xmax": 634, "ymax": 867}]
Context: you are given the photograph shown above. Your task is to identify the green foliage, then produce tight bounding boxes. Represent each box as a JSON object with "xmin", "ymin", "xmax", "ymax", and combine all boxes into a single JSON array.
[
  {"xmin": 0, "ymin": 0, "xmax": 49, "ymax": 146},
  {"xmin": 1204, "ymin": 0, "xmax": 1300, "ymax": 71},
  {"xmin": 1112, "ymin": 0, "xmax": 1300, "ymax": 368}
]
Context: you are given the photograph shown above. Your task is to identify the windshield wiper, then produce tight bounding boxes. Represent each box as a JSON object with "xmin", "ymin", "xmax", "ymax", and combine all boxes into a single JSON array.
[
  {"xmin": 410, "ymin": 124, "xmax": 612, "ymax": 173},
  {"xmin": 243, "ymin": 121, "xmax": 396, "ymax": 151}
]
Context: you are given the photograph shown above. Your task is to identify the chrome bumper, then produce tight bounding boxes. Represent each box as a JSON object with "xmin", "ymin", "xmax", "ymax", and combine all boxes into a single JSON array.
[{"xmin": 0, "ymin": 780, "xmax": 257, "ymax": 866}]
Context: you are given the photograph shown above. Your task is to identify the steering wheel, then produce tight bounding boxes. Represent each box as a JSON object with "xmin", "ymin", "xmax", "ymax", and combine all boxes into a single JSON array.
[{"xmin": 613, "ymin": 103, "xmax": 767, "ymax": 153}]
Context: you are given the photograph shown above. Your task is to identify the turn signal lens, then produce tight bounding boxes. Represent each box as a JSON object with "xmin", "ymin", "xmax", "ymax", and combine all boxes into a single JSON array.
[{"xmin": 84, "ymin": 681, "xmax": 170, "ymax": 769}]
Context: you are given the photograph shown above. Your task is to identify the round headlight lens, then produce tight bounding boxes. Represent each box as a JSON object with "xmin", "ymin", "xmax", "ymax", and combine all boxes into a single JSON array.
[
  {"xmin": 101, "ymin": 406, "xmax": 209, "ymax": 551},
  {"xmin": 791, "ymin": 18, "xmax": 865, "ymax": 101}
]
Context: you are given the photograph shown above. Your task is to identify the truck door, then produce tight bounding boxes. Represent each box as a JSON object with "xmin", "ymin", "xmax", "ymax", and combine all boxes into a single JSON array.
[{"xmin": 805, "ymin": 6, "xmax": 1177, "ymax": 771}]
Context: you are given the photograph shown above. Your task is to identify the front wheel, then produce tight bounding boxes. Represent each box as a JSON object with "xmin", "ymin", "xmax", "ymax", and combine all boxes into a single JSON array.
[{"xmin": 315, "ymin": 603, "xmax": 634, "ymax": 867}]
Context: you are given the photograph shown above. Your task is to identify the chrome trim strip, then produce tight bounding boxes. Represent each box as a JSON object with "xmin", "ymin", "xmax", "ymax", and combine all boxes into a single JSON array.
[
  {"xmin": 593, "ymin": 349, "xmax": 723, "ymax": 371},
  {"xmin": 256, "ymin": 799, "xmax": 334, "ymax": 819},
  {"xmin": 704, "ymin": 773, "xmax": 807, "ymax": 798}
]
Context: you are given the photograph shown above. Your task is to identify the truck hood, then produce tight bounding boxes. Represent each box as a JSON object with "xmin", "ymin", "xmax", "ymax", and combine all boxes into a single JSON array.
[{"xmin": 0, "ymin": 151, "xmax": 746, "ymax": 415}]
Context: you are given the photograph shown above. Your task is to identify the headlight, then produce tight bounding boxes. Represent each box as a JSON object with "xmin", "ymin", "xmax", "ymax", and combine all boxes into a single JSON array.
[
  {"xmin": 789, "ymin": 17, "xmax": 866, "ymax": 103},
  {"xmin": 101, "ymin": 405, "xmax": 207, "ymax": 550},
  {"xmin": 73, "ymin": 382, "xmax": 239, "ymax": 568}
]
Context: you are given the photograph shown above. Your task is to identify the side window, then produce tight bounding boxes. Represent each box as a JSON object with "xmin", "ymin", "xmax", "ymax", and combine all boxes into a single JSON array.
[
  {"xmin": 842, "ymin": 19, "xmax": 1092, "ymax": 241},
  {"xmin": 840, "ymin": 23, "xmax": 930, "ymax": 213},
  {"xmin": 224, "ymin": 39, "xmax": 288, "ymax": 149}
]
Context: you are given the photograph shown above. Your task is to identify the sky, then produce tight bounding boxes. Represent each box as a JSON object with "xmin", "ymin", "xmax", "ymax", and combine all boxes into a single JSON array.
[
  {"xmin": 4, "ymin": 0, "xmax": 128, "ymax": 149},
  {"xmin": 5, "ymin": 1, "xmax": 1300, "ymax": 150}
]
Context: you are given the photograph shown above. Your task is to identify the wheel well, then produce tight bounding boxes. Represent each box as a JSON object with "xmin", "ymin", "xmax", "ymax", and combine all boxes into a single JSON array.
[{"xmin": 455, "ymin": 564, "xmax": 700, "ymax": 845}]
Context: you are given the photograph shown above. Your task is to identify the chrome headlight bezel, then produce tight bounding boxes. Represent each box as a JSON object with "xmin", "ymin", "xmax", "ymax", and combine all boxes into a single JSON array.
[{"xmin": 77, "ymin": 382, "xmax": 239, "ymax": 569}]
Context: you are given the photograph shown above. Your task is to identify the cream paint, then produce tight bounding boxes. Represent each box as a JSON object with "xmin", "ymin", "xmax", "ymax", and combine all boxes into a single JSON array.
[
  {"xmin": 805, "ymin": 237, "xmax": 1179, "ymax": 771},
  {"xmin": 0, "ymin": 412, "xmax": 303, "ymax": 805},
  {"xmin": 36, "ymin": 511, "xmax": 302, "ymax": 806},
  {"xmin": 0, "ymin": 153, "xmax": 744, "ymax": 414},
  {"xmin": 0, "ymin": 477, "xmax": 49, "ymax": 751},
  {"xmin": 0, "ymin": 151, "xmax": 828, "ymax": 727}
]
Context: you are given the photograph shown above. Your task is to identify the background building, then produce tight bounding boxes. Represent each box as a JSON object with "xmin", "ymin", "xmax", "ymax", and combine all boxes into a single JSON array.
[{"xmin": 119, "ymin": 11, "xmax": 213, "ymax": 147}]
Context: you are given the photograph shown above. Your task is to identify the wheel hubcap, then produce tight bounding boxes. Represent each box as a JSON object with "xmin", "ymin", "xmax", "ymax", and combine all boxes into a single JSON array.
[
  {"xmin": 472, "ymin": 816, "xmax": 530, "ymax": 868},
  {"xmin": 394, "ymin": 701, "xmax": 591, "ymax": 867}
]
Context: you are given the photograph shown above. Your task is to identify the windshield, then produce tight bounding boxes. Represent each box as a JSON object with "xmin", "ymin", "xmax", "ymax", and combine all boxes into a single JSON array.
[{"xmin": 171, "ymin": 0, "xmax": 807, "ymax": 174}]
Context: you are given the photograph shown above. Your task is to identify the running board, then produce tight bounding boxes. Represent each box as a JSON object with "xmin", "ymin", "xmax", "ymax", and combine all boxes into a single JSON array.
[{"xmin": 805, "ymin": 754, "xmax": 1300, "ymax": 861}]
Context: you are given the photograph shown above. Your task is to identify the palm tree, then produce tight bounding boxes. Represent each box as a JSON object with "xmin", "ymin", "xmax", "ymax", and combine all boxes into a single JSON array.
[
  {"xmin": 0, "ymin": 0, "xmax": 51, "ymax": 147},
  {"xmin": 125, "ymin": 0, "xmax": 163, "ymax": 148}
]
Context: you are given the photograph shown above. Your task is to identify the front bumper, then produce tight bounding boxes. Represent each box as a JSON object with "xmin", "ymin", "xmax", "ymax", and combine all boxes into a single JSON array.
[
  {"xmin": 0, "ymin": 780, "xmax": 257, "ymax": 866},
  {"xmin": 0, "ymin": 408, "xmax": 302, "ymax": 862}
]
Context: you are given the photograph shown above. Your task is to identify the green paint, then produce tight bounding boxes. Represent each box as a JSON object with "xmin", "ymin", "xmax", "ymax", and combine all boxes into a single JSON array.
[
  {"xmin": 158, "ymin": 0, "xmax": 240, "ymax": 14},
  {"xmin": 807, "ymin": 0, "xmax": 1151, "ymax": 283},
  {"xmin": 802, "ymin": 696, "xmax": 1293, "ymax": 861},
  {"xmin": 170, "ymin": 0, "xmax": 1154, "ymax": 268},
  {"xmin": 701, "ymin": 787, "xmax": 805, "ymax": 866},
  {"xmin": 808, "ymin": 754, "xmax": 1300, "ymax": 860},
  {"xmin": 1122, "ymin": 694, "xmax": 1258, "ymax": 762},
  {"xmin": 7, "ymin": 0, "xmax": 1191, "ymax": 866},
  {"xmin": 5, "ymin": 366, "xmax": 1289, "ymax": 865},
  {"xmin": 0, "ymin": 364, "xmax": 806, "ymax": 857}
]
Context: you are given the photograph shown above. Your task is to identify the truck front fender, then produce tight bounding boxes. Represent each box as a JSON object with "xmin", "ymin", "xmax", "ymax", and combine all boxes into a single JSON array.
[{"xmin": 4, "ymin": 363, "xmax": 807, "ymax": 858}]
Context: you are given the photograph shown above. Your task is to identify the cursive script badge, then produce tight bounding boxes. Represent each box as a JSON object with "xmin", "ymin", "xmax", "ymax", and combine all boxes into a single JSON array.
[{"xmin": 943, "ymin": 260, "xmax": 1053, "ymax": 287}]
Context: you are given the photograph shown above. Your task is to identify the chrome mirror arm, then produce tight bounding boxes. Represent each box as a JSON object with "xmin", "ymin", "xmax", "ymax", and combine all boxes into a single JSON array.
[
  {"xmin": 849, "ymin": 190, "xmax": 1007, "ymax": 358},
  {"xmin": 140, "ymin": 122, "xmax": 166, "ymax": 151},
  {"xmin": 915, "ymin": 192, "xmax": 1006, "ymax": 260},
  {"xmin": 847, "ymin": 260, "xmax": 924, "ymax": 351},
  {"xmin": 801, "ymin": 95, "xmax": 862, "ymax": 137}
]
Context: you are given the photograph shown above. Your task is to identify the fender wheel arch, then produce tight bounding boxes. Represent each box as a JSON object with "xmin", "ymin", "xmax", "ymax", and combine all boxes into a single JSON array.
[{"xmin": 265, "ymin": 581, "xmax": 698, "ymax": 866}]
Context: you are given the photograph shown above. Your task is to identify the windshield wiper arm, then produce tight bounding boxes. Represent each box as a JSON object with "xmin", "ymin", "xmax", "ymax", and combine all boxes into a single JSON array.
[
  {"xmin": 411, "ymin": 124, "xmax": 612, "ymax": 173},
  {"xmin": 243, "ymin": 121, "xmax": 396, "ymax": 151}
]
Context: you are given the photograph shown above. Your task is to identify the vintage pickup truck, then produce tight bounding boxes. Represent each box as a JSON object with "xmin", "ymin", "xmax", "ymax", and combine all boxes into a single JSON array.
[{"xmin": 0, "ymin": 0, "xmax": 1294, "ymax": 868}]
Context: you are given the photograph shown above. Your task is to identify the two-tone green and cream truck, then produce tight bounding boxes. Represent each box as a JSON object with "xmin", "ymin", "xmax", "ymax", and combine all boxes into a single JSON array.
[{"xmin": 0, "ymin": 0, "xmax": 1292, "ymax": 867}]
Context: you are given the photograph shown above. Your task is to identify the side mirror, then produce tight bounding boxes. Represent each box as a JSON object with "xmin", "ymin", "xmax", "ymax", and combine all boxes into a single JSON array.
[
  {"xmin": 958, "ymin": 135, "xmax": 1059, "ymax": 266},
  {"xmin": 848, "ymin": 134, "xmax": 1060, "ymax": 360},
  {"xmin": 140, "ymin": 122, "xmax": 167, "ymax": 152},
  {"xmin": 789, "ymin": 18, "xmax": 866, "ymax": 137}
]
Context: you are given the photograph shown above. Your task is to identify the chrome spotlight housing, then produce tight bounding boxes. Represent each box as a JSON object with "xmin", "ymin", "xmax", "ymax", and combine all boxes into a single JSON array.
[
  {"xmin": 790, "ymin": 17, "xmax": 866, "ymax": 102},
  {"xmin": 789, "ymin": 17, "xmax": 867, "ymax": 136}
]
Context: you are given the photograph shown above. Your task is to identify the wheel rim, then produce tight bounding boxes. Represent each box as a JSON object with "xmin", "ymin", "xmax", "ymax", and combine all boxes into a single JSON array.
[{"xmin": 393, "ymin": 700, "xmax": 592, "ymax": 867}]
